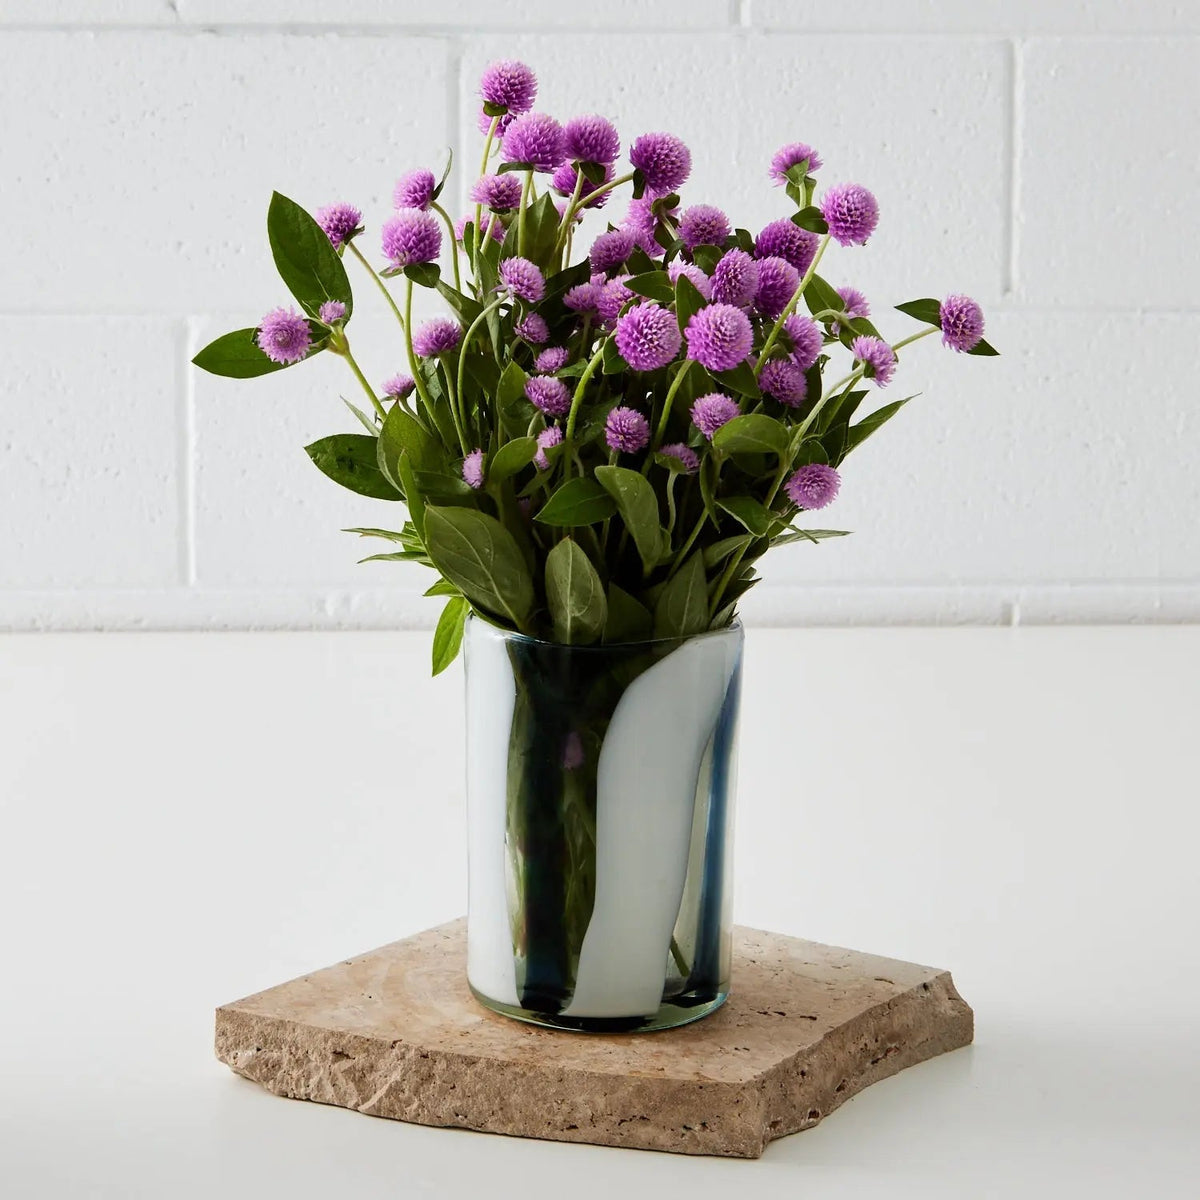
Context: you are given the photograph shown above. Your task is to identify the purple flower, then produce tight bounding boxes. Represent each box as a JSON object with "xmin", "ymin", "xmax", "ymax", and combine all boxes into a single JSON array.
[
  {"xmin": 383, "ymin": 373, "xmax": 415, "ymax": 399},
  {"xmin": 710, "ymin": 249, "xmax": 760, "ymax": 309},
  {"xmin": 836, "ymin": 286, "xmax": 870, "ymax": 319},
  {"xmin": 783, "ymin": 315, "xmax": 823, "ymax": 371},
  {"xmin": 469, "ymin": 173, "xmax": 523, "ymax": 211},
  {"xmin": 820, "ymin": 184, "xmax": 880, "ymax": 247},
  {"xmin": 477, "ymin": 108, "xmax": 515, "ymax": 137},
  {"xmin": 315, "ymin": 203, "xmax": 362, "ymax": 250},
  {"xmin": 596, "ymin": 276, "xmax": 634, "ymax": 324},
  {"xmin": 393, "ymin": 168, "xmax": 436, "ymax": 212},
  {"xmin": 498, "ymin": 256, "xmax": 545, "ymax": 303},
  {"xmin": 502, "ymin": 113, "xmax": 565, "ymax": 174},
  {"xmin": 785, "ymin": 463, "xmax": 840, "ymax": 510},
  {"xmin": 535, "ymin": 346, "xmax": 569, "ymax": 374},
  {"xmin": 462, "ymin": 449, "xmax": 485, "ymax": 490},
  {"xmin": 689, "ymin": 392, "xmax": 740, "ymax": 440},
  {"xmin": 852, "ymin": 335, "xmax": 896, "ymax": 386},
  {"xmin": 551, "ymin": 161, "xmax": 612, "ymax": 207},
  {"xmin": 605, "ymin": 406, "xmax": 651, "ymax": 454},
  {"xmin": 381, "ymin": 209, "xmax": 441, "ymax": 266},
  {"xmin": 563, "ymin": 114, "xmax": 620, "ymax": 164},
  {"xmin": 939, "ymin": 294, "xmax": 985, "ymax": 352},
  {"xmin": 622, "ymin": 195, "xmax": 672, "ymax": 257},
  {"xmin": 678, "ymin": 204, "xmax": 730, "ymax": 252},
  {"xmin": 318, "ymin": 300, "xmax": 346, "ymax": 325},
  {"xmin": 534, "ymin": 424, "xmax": 563, "ymax": 471},
  {"xmin": 769, "ymin": 141, "xmax": 823, "ymax": 185},
  {"xmin": 255, "ymin": 307, "xmax": 311, "ymax": 365},
  {"xmin": 514, "ymin": 313, "xmax": 550, "ymax": 344},
  {"xmin": 589, "ymin": 229, "xmax": 634, "ymax": 275},
  {"xmin": 561, "ymin": 730, "xmax": 585, "ymax": 770},
  {"xmin": 563, "ymin": 281, "xmax": 601, "ymax": 314},
  {"xmin": 658, "ymin": 442, "xmax": 699, "ymax": 474},
  {"xmin": 479, "ymin": 59, "xmax": 537, "ymax": 115},
  {"xmin": 525, "ymin": 375, "xmax": 571, "ymax": 416},
  {"xmin": 755, "ymin": 219, "xmax": 819, "ymax": 274},
  {"xmin": 685, "ymin": 304, "xmax": 754, "ymax": 373},
  {"xmin": 614, "ymin": 303, "xmax": 682, "ymax": 372},
  {"xmin": 759, "ymin": 358, "xmax": 808, "ymax": 408},
  {"xmin": 667, "ymin": 261, "xmax": 713, "ymax": 301},
  {"xmin": 629, "ymin": 132, "xmax": 692, "ymax": 197},
  {"xmin": 412, "ymin": 317, "xmax": 462, "ymax": 358},
  {"xmin": 754, "ymin": 255, "xmax": 801, "ymax": 320}
]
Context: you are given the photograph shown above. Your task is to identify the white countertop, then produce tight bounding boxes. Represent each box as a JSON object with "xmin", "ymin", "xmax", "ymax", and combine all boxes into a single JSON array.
[{"xmin": 2, "ymin": 628, "xmax": 1197, "ymax": 1198}]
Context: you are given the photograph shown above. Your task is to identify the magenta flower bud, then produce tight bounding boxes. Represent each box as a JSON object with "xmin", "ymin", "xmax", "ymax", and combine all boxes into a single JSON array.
[
  {"xmin": 852, "ymin": 335, "xmax": 896, "ymax": 387},
  {"xmin": 470, "ymin": 173, "xmax": 523, "ymax": 212},
  {"xmin": 502, "ymin": 112, "xmax": 565, "ymax": 174},
  {"xmin": 499, "ymin": 256, "xmax": 545, "ymax": 303},
  {"xmin": 685, "ymin": 304, "xmax": 754, "ymax": 373},
  {"xmin": 563, "ymin": 281, "xmax": 601, "ymax": 314},
  {"xmin": 479, "ymin": 59, "xmax": 537, "ymax": 115},
  {"xmin": 678, "ymin": 204, "xmax": 730, "ymax": 252},
  {"xmin": 596, "ymin": 276, "xmax": 634, "ymax": 325},
  {"xmin": 759, "ymin": 358, "xmax": 808, "ymax": 408},
  {"xmin": 689, "ymin": 392, "xmax": 740, "ymax": 440},
  {"xmin": 754, "ymin": 256, "xmax": 801, "ymax": 320},
  {"xmin": 514, "ymin": 313, "xmax": 550, "ymax": 344},
  {"xmin": 836, "ymin": 286, "xmax": 871, "ymax": 319},
  {"xmin": 755, "ymin": 219, "xmax": 819, "ymax": 274},
  {"xmin": 769, "ymin": 141, "xmax": 823, "ymax": 185},
  {"xmin": 255, "ymin": 307, "xmax": 311, "ymax": 365},
  {"xmin": 629, "ymin": 131, "xmax": 692, "ymax": 197},
  {"xmin": 615, "ymin": 303, "xmax": 682, "ymax": 372},
  {"xmin": 381, "ymin": 209, "xmax": 441, "ymax": 266},
  {"xmin": 658, "ymin": 442, "xmax": 699, "ymax": 474},
  {"xmin": 939, "ymin": 294, "xmax": 985, "ymax": 352},
  {"xmin": 535, "ymin": 346, "xmax": 569, "ymax": 374},
  {"xmin": 534, "ymin": 424, "xmax": 563, "ymax": 471},
  {"xmin": 605, "ymin": 406, "xmax": 651, "ymax": 454},
  {"xmin": 563, "ymin": 114, "xmax": 620, "ymax": 165},
  {"xmin": 315, "ymin": 203, "xmax": 363, "ymax": 250},
  {"xmin": 393, "ymin": 168, "xmax": 436, "ymax": 212},
  {"xmin": 462, "ymin": 449, "xmax": 485, "ymax": 490},
  {"xmin": 525, "ymin": 375, "xmax": 571, "ymax": 417},
  {"xmin": 710, "ymin": 249, "xmax": 760, "ymax": 309},
  {"xmin": 318, "ymin": 300, "xmax": 346, "ymax": 325},
  {"xmin": 411, "ymin": 317, "xmax": 462, "ymax": 358},
  {"xmin": 590, "ymin": 228, "xmax": 634, "ymax": 275},
  {"xmin": 820, "ymin": 184, "xmax": 880, "ymax": 247},
  {"xmin": 667, "ymin": 261, "xmax": 713, "ymax": 301},
  {"xmin": 383, "ymin": 373, "xmax": 415, "ymax": 399},
  {"xmin": 785, "ymin": 463, "xmax": 840, "ymax": 510}
]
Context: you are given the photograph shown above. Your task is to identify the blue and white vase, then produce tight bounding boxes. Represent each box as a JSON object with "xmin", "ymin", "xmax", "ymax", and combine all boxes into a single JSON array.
[{"xmin": 463, "ymin": 615, "xmax": 743, "ymax": 1032}]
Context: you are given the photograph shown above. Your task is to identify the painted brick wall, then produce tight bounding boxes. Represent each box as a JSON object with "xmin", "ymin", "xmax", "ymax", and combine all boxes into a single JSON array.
[{"xmin": 2, "ymin": 1, "xmax": 1196, "ymax": 629}]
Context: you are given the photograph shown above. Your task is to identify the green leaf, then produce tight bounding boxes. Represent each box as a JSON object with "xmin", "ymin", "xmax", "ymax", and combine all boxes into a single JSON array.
[
  {"xmin": 625, "ymin": 271, "xmax": 675, "ymax": 304},
  {"xmin": 792, "ymin": 206, "xmax": 829, "ymax": 234},
  {"xmin": 423, "ymin": 505, "xmax": 534, "ymax": 628},
  {"xmin": 496, "ymin": 360, "xmax": 529, "ymax": 408},
  {"xmin": 967, "ymin": 337, "xmax": 1000, "ymax": 356},
  {"xmin": 712, "ymin": 413, "xmax": 789, "ymax": 457},
  {"xmin": 305, "ymin": 435, "xmax": 399, "ymax": 501},
  {"xmin": 712, "ymin": 360, "xmax": 761, "ymax": 400},
  {"xmin": 703, "ymin": 534, "xmax": 752, "ymax": 569},
  {"xmin": 268, "ymin": 192, "xmax": 352, "ymax": 320},
  {"xmin": 535, "ymin": 477, "xmax": 617, "ymax": 526},
  {"xmin": 394, "ymin": 451, "xmax": 425, "ymax": 538},
  {"xmin": 519, "ymin": 190, "xmax": 561, "ymax": 268},
  {"xmin": 435, "ymin": 280, "xmax": 484, "ymax": 325},
  {"xmin": 674, "ymin": 274, "xmax": 706, "ymax": 336},
  {"xmin": 803, "ymin": 274, "xmax": 845, "ymax": 318},
  {"xmin": 603, "ymin": 583, "xmax": 653, "ymax": 644},
  {"xmin": 594, "ymin": 465, "xmax": 663, "ymax": 571},
  {"xmin": 774, "ymin": 527, "xmax": 851, "ymax": 546},
  {"xmin": 842, "ymin": 397, "xmax": 914, "ymax": 457},
  {"xmin": 602, "ymin": 336, "xmax": 625, "ymax": 374},
  {"xmin": 482, "ymin": 100, "xmax": 507, "ymax": 118},
  {"xmin": 343, "ymin": 398, "xmax": 378, "ymax": 435},
  {"xmin": 579, "ymin": 160, "xmax": 607, "ymax": 186},
  {"xmin": 691, "ymin": 245, "xmax": 722, "ymax": 274},
  {"xmin": 404, "ymin": 262, "xmax": 441, "ymax": 288},
  {"xmin": 431, "ymin": 596, "xmax": 469, "ymax": 676},
  {"xmin": 489, "ymin": 437, "xmax": 537, "ymax": 484},
  {"xmin": 192, "ymin": 327, "xmax": 311, "ymax": 378},
  {"xmin": 423, "ymin": 577, "xmax": 461, "ymax": 597},
  {"xmin": 545, "ymin": 539, "xmax": 607, "ymax": 645},
  {"xmin": 894, "ymin": 298, "xmax": 942, "ymax": 327},
  {"xmin": 717, "ymin": 495, "xmax": 774, "ymax": 537},
  {"xmin": 413, "ymin": 470, "xmax": 476, "ymax": 501},
  {"xmin": 344, "ymin": 527, "xmax": 407, "ymax": 542},
  {"xmin": 378, "ymin": 403, "xmax": 444, "ymax": 476},
  {"xmin": 654, "ymin": 552, "xmax": 709, "ymax": 639},
  {"xmin": 432, "ymin": 147, "xmax": 454, "ymax": 201}
]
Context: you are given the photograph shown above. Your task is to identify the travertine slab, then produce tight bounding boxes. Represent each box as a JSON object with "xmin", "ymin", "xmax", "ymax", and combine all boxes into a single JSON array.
[{"xmin": 215, "ymin": 920, "xmax": 972, "ymax": 1158}]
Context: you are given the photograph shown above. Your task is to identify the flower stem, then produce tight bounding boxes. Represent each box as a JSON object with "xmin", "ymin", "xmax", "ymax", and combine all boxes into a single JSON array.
[
  {"xmin": 649, "ymin": 359, "xmax": 693, "ymax": 452},
  {"xmin": 755, "ymin": 233, "xmax": 832, "ymax": 374},
  {"xmin": 891, "ymin": 326, "xmax": 938, "ymax": 354},
  {"xmin": 440, "ymin": 357, "xmax": 470, "ymax": 453},
  {"xmin": 517, "ymin": 168, "xmax": 534, "ymax": 257},
  {"xmin": 573, "ymin": 169, "xmax": 636, "ymax": 217},
  {"xmin": 347, "ymin": 241, "xmax": 405, "ymax": 334},
  {"xmin": 430, "ymin": 201, "xmax": 462, "ymax": 293},
  {"xmin": 403, "ymin": 277, "xmax": 435, "ymax": 418},
  {"xmin": 562, "ymin": 342, "xmax": 608, "ymax": 474},
  {"xmin": 473, "ymin": 115, "xmax": 501, "ymax": 275},
  {"xmin": 552, "ymin": 169, "xmax": 587, "ymax": 259},
  {"xmin": 457, "ymin": 295, "xmax": 506, "ymax": 433},
  {"xmin": 332, "ymin": 335, "xmax": 387, "ymax": 422}
]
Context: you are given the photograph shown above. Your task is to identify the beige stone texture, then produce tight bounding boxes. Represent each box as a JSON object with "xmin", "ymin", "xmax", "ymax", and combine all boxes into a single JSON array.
[{"xmin": 215, "ymin": 920, "xmax": 972, "ymax": 1158}]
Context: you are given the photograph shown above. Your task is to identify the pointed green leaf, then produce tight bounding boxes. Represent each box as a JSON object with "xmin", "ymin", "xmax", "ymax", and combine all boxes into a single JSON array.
[
  {"xmin": 625, "ymin": 271, "xmax": 675, "ymax": 304},
  {"xmin": 712, "ymin": 413, "xmax": 789, "ymax": 457},
  {"xmin": 423, "ymin": 577, "xmax": 461, "ymax": 597},
  {"xmin": 603, "ymin": 583, "xmax": 653, "ymax": 644},
  {"xmin": 894, "ymin": 298, "xmax": 942, "ymax": 326},
  {"xmin": 305, "ymin": 435, "xmax": 398, "ymax": 501},
  {"xmin": 192, "ymin": 327, "xmax": 319, "ymax": 378},
  {"xmin": 717, "ymin": 495, "xmax": 774, "ymax": 537},
  {"xmin": 496, "ymin": 360, "xmax": 530, "ymax": 408},
  {"xmin": 803, "ymin": 274, "xmax": 845, "ymax": 318},
  {"xmin": 967, "ymin": 337, "xmax": 1000, "ymax": 356},
  {"xmin": 654, "ymin": 552, "xmax": 709, "ymax": 639},
  {"xmin": 404, "ymin": 262, "xmax": 441, "ymax": 288},
  {"xmin": 674, "ymin": 274, "xmax": 706, "ymax": 336},
  {"xmin": 545, "ymin": 538, "xmax": 607, "ymax": 645},
  {"xmin": 594, "ymin": 465, "xmax": 664, "ymax": 571},
  {"xmin": 535, "ymin": 477, "xmax": 617, "ymax": 526},
  {"xmin": 379, "ymin": 403, "xmax": 444, "ymax": 475},
  {"xmin": 488, "ymin": 437, "xmax": 538, "ymax": 484},
  {"xmin": 432, "ymin": 146, "xmax": 454, "ymax": 201},
  {"xmin": 841, "ymin": 397, "xmax": 915, "ymax": 457},
  {"xmin": 268, "ymin": 192, "xmax": 352, "ymax": 319},
  {"xmin": 431, "ymin": 596, "xmax": 469, "ymax": 676},
  {"xmin": 712, "ymin": 360, "xmax": 761, "ymax": 400},
  {"xmin": 394, "ymin": 451, "xmax": 424, "ymax": 538},
  {"xmin": 703, "ymin": 534, "xmax": 752, "ymax": 569},
  {"xmin": 792, "ymin": 206, "xmax": 829, "ymax": 234}
]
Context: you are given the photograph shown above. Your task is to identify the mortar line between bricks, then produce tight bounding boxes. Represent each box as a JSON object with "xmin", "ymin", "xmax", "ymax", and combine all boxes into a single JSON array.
[{"xmin": 1005, "ymin": 38, "xmax": 1024, "ymax": 298}]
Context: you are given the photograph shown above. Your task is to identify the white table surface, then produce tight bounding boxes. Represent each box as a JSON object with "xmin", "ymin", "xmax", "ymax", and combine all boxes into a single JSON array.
[{"xmin": 2, "ymin": 627, "xmax": 1198, "ymax": 1198}]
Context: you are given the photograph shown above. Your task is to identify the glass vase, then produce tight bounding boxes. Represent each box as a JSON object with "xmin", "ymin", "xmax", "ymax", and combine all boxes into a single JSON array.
[{"xmin": 463, "ymin": 615, "xmax": 743, "ymax": 1033}]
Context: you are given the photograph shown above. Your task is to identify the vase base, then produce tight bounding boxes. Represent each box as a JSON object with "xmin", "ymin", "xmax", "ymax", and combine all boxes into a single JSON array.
[{"xmin": 469, "ymin": 984, "xmax": 729, "ymax": 1033}]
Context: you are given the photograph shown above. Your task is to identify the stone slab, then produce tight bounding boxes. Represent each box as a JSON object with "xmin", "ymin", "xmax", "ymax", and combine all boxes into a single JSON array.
[{"xmin": 215, "ymin": 920, "xmax": 973, "ymax": 1158}]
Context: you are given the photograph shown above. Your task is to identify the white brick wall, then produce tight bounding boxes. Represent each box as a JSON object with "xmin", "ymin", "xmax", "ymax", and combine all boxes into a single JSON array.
[{"xmin": 1, "ymin": 1, "xmax": 1197, "ymax": 630}]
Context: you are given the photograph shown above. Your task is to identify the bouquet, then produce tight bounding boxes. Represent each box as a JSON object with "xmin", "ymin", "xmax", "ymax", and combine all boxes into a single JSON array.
[{"xmin": 194, "ymin": 59, "xmax": 996, "ymax": 673}]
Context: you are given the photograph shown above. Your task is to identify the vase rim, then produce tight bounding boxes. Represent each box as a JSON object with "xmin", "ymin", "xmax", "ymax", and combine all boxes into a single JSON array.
[{"xmin": 465, "ymin": 611, "xmax": 743, "ymax": 653}]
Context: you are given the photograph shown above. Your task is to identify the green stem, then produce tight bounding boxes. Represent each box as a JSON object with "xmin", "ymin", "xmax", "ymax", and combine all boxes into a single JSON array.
[
  {"xmin": 755, "ymin": 233, "xmax": 832, "ymax": 375},
  {"xmin": 456, "ymin": 296, "xmax": 506, "ymax": 433},
  {"xmin": 334, "ymin": 337, "xmax": 387, "ymax": 422},
  {"xmin": 649, "ymin": 359, "xmax": 693, "ymax": 454},
  {"xmin": 403, "ymin": 277, "xmax": 435, "ymax": 417},
  {"xmin": 441, "ymin": 358, "xmax": 469, "ymax": 453},
  {"xmin": 891, "ymin": 326, "xmax": 938, "ymax": 354},
  {"xmin": 671, "ymin": 508, "xmax": 708, "ymax": 572},
  {"xmin": 552, "ymin": 169, "xmax": 587, "ymax": 258},
  {"xmin": 430, "ymin": 202, "xmax": 463, "ymax": 293},
  {"xmin": 517, "ymin": 169, "xmax": 534, "ymax": 258},
  {"xmin": 473, "ymin": 115, "xmax": 501, "ymax": 276},
  {"xmin": 347, "ymin": 241, "xmax": 405, "ymax": 334},
  {"xmin": 562, "ymin": 342, "xmax": 608, "ymax": 468},
  {"xmin": 572, "ymin": 169, "xmax": 636, "ymax": 219}
]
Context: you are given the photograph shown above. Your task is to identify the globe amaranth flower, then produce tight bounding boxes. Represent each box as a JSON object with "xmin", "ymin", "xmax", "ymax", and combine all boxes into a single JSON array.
[
  {"xmin": 535, "ymin": 346, "xmax": 569, "ymax": 374},
  {"xmin": 590, "ymin": 228, "xmax": 634, "ymax": 275},
  {"xmin": 479, "ymin": 59, "xmax": 537, "ymax": 115},
  {"xmin": 469, "ymin": 173, "xmax": 523, "ymax": 212},
  {"xmin": 393, "ymin": 168, "xmax": 436, "ymax": 212},
  {"xmin": 534, "ymin": 424, "xmax": 563, "ymax": 471},
  {"xmin": 381, "ymin": 209, "xmax": 441, "ymax": 266},
  {"xmin": 315, "ymin": 203, "xmax": 363, "ymax": 250},
  {"xmin": 685, "ymin": 304, "xmax": 754, "ymax": 373},
  {"xmin": 462, "ymin": 449, "xmax": 485, "ymax": 490},
  {"xmin": 629, "ymin": 131, "xmax": 692, "ymax": 197},
  {"xmin": 525, "ymin": 375, "xmax": 571, "ymax": 417},
  {"xmin": 563, "ymin": 114, "xmax": 620, "ymax": 165},
  {"xmin": 836, "ymin": 286, "xmax": 870, "ymax": 319},
  {"xmin": 658, "ymin": 442, "xmax": 699, "ymax": 474},
  {"xmin": 615, "ymin": 303, "xmax": 682, "ymax": 372},
  {"xmin": 754, "ymin": 256, "xmax": 801, "ymax": 320},
  {"xmin": 382, "ymin": 373, "xmax": 414, "ymax": 399},
  {"xmin": 783, "ymin": 314, "xmax": 824, "ymax": 371},
  {"xmin": 939, "ymin": 293, "xmax": 985, "ymax": 352},
  {"xmin": 769, "ymin": 141, "xmax": 823, "ymax": 185},
  {"xmin": 256, "ymin": 307, "xmax": 311, "ymax": 365},
  {"xmin": 502, "ymin": 112, "xmax": 565, "ymax": 173},
  {"xmin": 552, "ymin": 161, "xmax": 613, "ymax": 207},
  {"xmin": 820, "ymin": 183, "xmax": 880, "ymax": 247},
  {"xmin": 621, "ymin": 195, "xmax": 674, "ymax": 256},
  {"xmin": 785, "ymin": 463, "xmax": 840, "ymax": 510},
  {"xmin": 852, "ymin": 335, "xmax": 896, "ymax": 386},
  {"xmin": 759, "ymin": 358, "xmax": 808, "ymax": 408},
  {"xmin": 561, "ymin": 730, "xmax": 585, "ymax": 771},
  {"xmin": 678, "ymin": 204, "xmax": 730, "ymax": 252},
  {"xmin": 498, "ymin": 256, "xmax": 545, "ymax": 303},
  {"xmin": 667, "ymin": 261, "xmax": 713, "ymax": 301},
  {"xmin": 563, "ymin": 281, "xmax": 601, "ymax": 314},
  {"xmin": 690, "ymin": 392, "xmax": 740, "ymax": 440},
  {"xmin": 596, "ymin": 276, "xmax": 634, "ymax": 324},
  {"xmin": 710, "ymin": 249, "xmax": 760, "ymax": 309},
  {"xmin": 455, "ymin": 212, "xmax": 506, "ymax": 245},
  {"xmin": 755, "ymin": 218, "xmax": 819, "ymax": 274},
  {"xmin": 514, "ymin": 312, "xmax": 550, "ymax": 344},
  {"xmin": 318, "ymin": 300, "xmax": 346, "ymax": 325},
  {"xmin": 605, "ymin": 406, "xmax": 651, "ymax": 454},
  {"xmin": 412, "ymin": 317, "xmax": 462, "ymax": 358}
]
